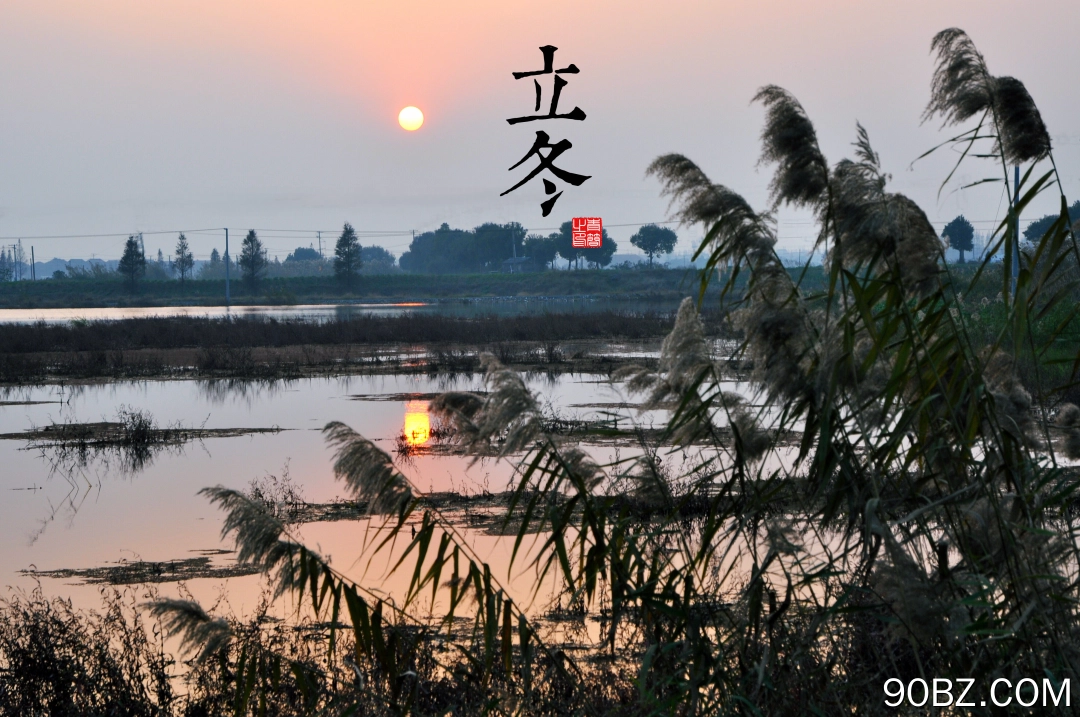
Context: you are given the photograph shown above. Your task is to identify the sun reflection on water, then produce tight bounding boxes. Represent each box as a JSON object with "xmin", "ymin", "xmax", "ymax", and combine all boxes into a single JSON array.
[{"xmin": 403, "ymin": 400, "xmax": 431, "ymax": 446}]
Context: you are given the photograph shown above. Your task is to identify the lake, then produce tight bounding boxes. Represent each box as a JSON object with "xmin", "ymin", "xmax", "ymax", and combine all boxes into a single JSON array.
[
  {"xmin": 0, "ymin": 297, "xmax": 689, "ymax": 325},
  {"xmin": 1, "ymin": 370, "xmax": 684, "ymax": 621}
]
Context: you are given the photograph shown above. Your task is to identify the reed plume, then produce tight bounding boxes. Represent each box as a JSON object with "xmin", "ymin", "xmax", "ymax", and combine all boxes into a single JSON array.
[
  {"xmin": 145, "ymin": 600, "xmax": 232, "ymax": 663},
  {"xmin": 323, "ymin": 421, "xmax": 413, "ymax": 514},
  {"xmin": 753, "ymin": 85, "xmax": 830, "ymax": 209},
  {"xmin": 926, "ymin": 28, "xmax": 1051, "ymax": 164}
]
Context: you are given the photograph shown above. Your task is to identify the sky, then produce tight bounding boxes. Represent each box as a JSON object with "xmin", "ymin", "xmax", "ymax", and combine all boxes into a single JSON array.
[{"xmin": 1, "ymin": 0, "xmax": 1078, "ymax": 264}]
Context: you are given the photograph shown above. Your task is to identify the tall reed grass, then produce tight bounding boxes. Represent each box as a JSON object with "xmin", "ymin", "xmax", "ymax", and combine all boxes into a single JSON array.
[
  {"xmin": 152, "ymin": 27, "xmax": 1080, "ymax": 714},
  {"xmin": 6, "ymin": 28, "xmax": 1080, "ymax": 715}
]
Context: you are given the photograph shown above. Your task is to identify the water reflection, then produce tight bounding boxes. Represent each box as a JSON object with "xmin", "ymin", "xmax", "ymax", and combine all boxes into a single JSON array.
[
  {"xmin": 402, "ymin": 401, "xmax": 431, "ymax": 446},
  {"xmin": 197, "ymin": 378, "xmax": 293, "ymax": 407},
  {"xmin": 0, "ymin": 297, "xmax": 687, "ymax": 325},
  {"xmin": 0, "ymin": 372, "xmax": 643, "ymax": 615}
]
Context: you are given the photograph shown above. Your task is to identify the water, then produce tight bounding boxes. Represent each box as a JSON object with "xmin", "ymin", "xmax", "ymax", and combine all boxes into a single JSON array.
[
  {"xmin": 0, "ymin": 297, "xmax": 687, "ymax": 325},
  {"xmin": 0, "ymin": 372, "xmax": 671, "ymax": 618}
]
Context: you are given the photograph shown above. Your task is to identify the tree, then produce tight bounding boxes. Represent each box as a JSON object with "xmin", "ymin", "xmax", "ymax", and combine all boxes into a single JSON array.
[
  {"xmin": 942, "ymin": 215, "xmax": 974, "ymax": 263},
  {"xmin": 582, "ymin": 231, "xmax": 616, "ymax": 268},
  {"xmin": 630, "ymin": 224, "xmax": 678, "ymax": 265},
  {"xmin": 555, "ymin": 221, "xmax": 614, "ymax": 269},
  {"xmin": 473, "ymin": 222, "xmax": 526, "ymax": 270},
  {"xmin": 397, "ymin": 223, "xmax": 528, "ymax": 274},
  {"xmin": 13, "ymin": 240, "xmax": 25, "ymax": 281},
  {"xmin": 238, "ymin": 229, "xmax": 268, "ymax": 291},
  {"xmin": 360, "ymin": 245, "xmax": 396, "ymax": 273},
  {"xmin": 117, "ymin": 235, "xmax": 146, "ymax": 291},
  {"xmin": 210, "ymin": 248, "xmax": 221, "ymax": 264},
  {"xmin": 524, "ymin": 233, "xmax": 558, "ymax": 269},
  {"xmin": 286, "ymin": 246, "xmax": 321, "ymax": 262},
  {"xmin": 334, "ymin": 223, "xmax": 363, "ymax": 288},
  {"xmin": 1023, "ymin": 199, "xmax": 1080, "ymax": 242},
  {"xmin": 0, "ymin": 249, "xmax": 12, "ymax": 282},
  {"xmin": 174, "ymin": 233, "xmax": 194, "ymax": 286},
  {"xmin": 555, "ymin": 221, "xmax": 582, "ymax": 269}
]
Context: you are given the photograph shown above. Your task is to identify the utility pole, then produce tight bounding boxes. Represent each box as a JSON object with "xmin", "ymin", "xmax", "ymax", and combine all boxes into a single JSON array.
[
  {"xmin": 318, "ymin": 231, "xmax": 323, "ymax": 258},
  {"xmin": 225, "ymin": 228, "xmax": 230, "ymax": 307},
  {"xmin": 30, "ymin": 246, "xmax": 35, "ymax": 281}
]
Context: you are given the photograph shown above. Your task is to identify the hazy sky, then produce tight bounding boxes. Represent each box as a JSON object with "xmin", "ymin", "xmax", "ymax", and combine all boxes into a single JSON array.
[{"xmin": 2, "ymin": 0, "xmax": 1078, "ymax": 263}]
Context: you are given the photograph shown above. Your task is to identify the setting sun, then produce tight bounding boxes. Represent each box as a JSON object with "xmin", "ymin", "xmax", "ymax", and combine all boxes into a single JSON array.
[
  {"xmin": 398, "ymin": 106, "xmax": 424, "ymax": 131},
  {"xmin": 403, "ymin": 400, "xmax": 431, "ymax": 445}
]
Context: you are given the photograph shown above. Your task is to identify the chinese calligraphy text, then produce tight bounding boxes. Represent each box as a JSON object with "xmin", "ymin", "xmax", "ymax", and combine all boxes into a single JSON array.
[{"xmin": 501, "ymin": 45, "xmax": 590, "ymax": 217}]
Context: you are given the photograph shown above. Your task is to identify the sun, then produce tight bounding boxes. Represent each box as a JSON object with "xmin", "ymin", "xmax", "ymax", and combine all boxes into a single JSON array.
[
  {"xmin": 403, "ymin": 400, "xmax": 431, "ymax": 445},
  {"xmin": 398, "ymin": 106, "xmax": 424, "ymax": 131}
]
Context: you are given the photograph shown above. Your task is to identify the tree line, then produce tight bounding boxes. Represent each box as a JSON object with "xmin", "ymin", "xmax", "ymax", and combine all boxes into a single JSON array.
[
  {"xmin": 3, "ymin": 220, "xmax": 683, "ymax": 289},
  {"xmin": 398, "ymin": 221, "xmax": 678, "ymax": 273},
  {"xmin": 110, "ymin": 224, "xmax": 379, "ymax": 292},
  {"xmin": 939, "ymin": 201, "xmax": 1080, "ymax": 264}
]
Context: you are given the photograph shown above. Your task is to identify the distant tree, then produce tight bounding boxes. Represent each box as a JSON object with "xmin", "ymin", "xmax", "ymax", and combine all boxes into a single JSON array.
[
  {"xmin": 582, "ymin": 230, "xmax": 616, "ymax": 268},
  {"xmin": 174, "ymin": 233, "xmax": 194, "ymax": 286},
  {"xmin": 942, "ymin": 215, "xmax": 975, "ymax": 263},
  {"xmin": 401, "ymin": 223, "xmax": 459, "ymax": 273},
  {"xmin": 334, "ymin": 223, "xmax": 363, "ymax": 287},
  {"xmin": 555, "ymin": 221, "xmax": 582, "ymax": 269},
  {"xmin": 238, "ymin": 230, "xmax": 268, "ymax": 291},
  {"xmin": 286, "ymin": 246, "xmax": 322, "ymax": 262},
  {"xmin": 555, "ymin": 221, "xmax": 614, "ymax": 269},
  {"xmin": 13, "ymin": 241, "xmax": 26, "ymax": 281},
  {"xmin": 630, "ymin": 224, "xmax": 678, "ymax": 266},
  {"xmin": 118, "ymin": 235, "xmax": 146, "ymax": 291},
  {"xmin": 360, "ymin": 245, "xmax": 396, "ymax": 273},
  {"xmin": 0, "ymin": 248, "xmax": 11, "ymax": 282},
  {"xmin": 1023, "ymin": 200, "xmax": 1080, "ymax": 242},
  {"xmin": 197, "ymin": 248, "xmax": 225, "ymax": 280},
  {"xmin": 524, "ymin": 233, "xmax": 558, "ymax": 269},
  {"xmin": 397, "ymin": 222, "xmax": 529, "ymax": 274},
  {"xmin": 52, "ymin": 270, "xmax": 67, "ymax": 280},
  {"xmin": 473, "ymin": 222, "xmax": 526, "ymax": 270}
]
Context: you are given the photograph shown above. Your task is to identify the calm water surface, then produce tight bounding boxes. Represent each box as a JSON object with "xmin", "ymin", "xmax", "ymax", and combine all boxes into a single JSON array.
[
  {"xmin": 0, "ymin": 297, "xmax": 687, "ymax": 325},
  {"xmin": 1, "ymin": 372, "xmax": 679, "ymax": 617}
]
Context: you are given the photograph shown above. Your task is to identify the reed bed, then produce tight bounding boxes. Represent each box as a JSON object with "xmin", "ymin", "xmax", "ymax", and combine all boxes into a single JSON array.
[{"xmin": 5, "ymin": 28, "xmax": 1080, "ymax": 715}]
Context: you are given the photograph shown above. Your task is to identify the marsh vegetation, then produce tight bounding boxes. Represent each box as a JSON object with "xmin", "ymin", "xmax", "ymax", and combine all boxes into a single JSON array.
[
  {"xmin": 3, "ymin": 28, "xmax": 1080, "ymax": 716},
  {"xmin": 0, "ymin": 310, "xmax": 718, "ymax": 383}
]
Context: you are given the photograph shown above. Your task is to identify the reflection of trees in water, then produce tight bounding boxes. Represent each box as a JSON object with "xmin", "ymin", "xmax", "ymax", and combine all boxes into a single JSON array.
[
  {"xmin": 196, "ymin": 378, "xmax": 294, "ymax": 407},
  {"xmin": 23, "ymin": 408, "xmax": 204, "ymax": 544},
  {"xmin": 0, "ymin": 382, "xmax": 79, "ymax": 405},
  {"xmin": 431, "ymin": 372, "xmax": 484, "ymax": 392},
  {"xmin": 34, "ymin": 432, "xmax": 183, "ymax": 477},
  {"xmin": 24, "ymin": 442, "xmax": 192, "ymax": 546},
  {"xmin": 24, "ymin": 464, "xmax": 97, "ymax": 547}
]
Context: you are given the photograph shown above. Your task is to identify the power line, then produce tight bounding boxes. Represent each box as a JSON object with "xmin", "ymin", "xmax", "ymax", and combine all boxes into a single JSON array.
[
  {"xmin": 0, "ymin": 227, "xmax": 414, "ymax": 241},
  {"xmin": 0, "ymin": 228, "xmax": 225, "ymax": 240},
  {"xmin": 0, "ymin": 211, "xmax": 1059, "ymax": 246}
]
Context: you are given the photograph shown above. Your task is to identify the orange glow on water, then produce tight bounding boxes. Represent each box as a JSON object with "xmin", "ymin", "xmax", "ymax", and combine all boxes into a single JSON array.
[{"xmin": 403, "ymin": 400, "xmax": 431, "ymax": 446}]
